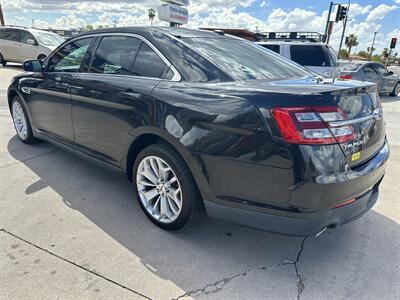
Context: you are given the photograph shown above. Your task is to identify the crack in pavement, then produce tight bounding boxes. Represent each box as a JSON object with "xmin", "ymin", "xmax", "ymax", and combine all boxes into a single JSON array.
[
  {"xmin": 292, "ymin": 237, "xmax": 307, "ymax": 300},
  {"xmin": 1, "ymin": 229, "xmax": 153, "ymax": 300},
  {"xmin": 0, "ymin": 149, "xmax": 59, "ymax": 169},
  {"xmin": 173, "ymin": 237, "xmax": 308, "ymax": 300}
]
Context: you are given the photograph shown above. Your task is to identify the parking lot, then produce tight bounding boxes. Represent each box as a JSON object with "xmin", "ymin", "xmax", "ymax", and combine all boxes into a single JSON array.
[{"xmin": 0, "ymin": 65, "xmax": 399, "ymax": 299}]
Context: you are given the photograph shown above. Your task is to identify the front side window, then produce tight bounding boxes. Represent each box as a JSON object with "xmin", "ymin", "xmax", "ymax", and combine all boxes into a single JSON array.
[
  {"xmin": 183, "ymin": 37, "xmax": 310, "ymax": 81},
  {"xmin": 90, "ymin": 36, "xmax": 141, "ymax": 74},
  {"xmin": 373, "ymin": 64, "xmax": 389, "ymax": 75},
  {"xmin": 290, "ymin": 45, "xmax": 333, "ymax": 67},
  {"xmin": 47, "ymin": 38, "xmax": 93, "ymax": 72},
  {"xmin": 3, "ymin": 29, "xmax": 20, "ymax": 42},
  {"xmin": 20, "ymin": 31, "xmax": 35, "ymax": 44},
  {"xmin": 132, "ymin": 43, "xmax": 168, "ymax": 78}
]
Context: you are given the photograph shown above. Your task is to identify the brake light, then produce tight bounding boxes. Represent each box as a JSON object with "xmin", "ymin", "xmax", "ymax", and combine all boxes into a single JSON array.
[
  {"xmin": 333, "ymin": 198, "xmax": 355, "ymax": 208},
  {"xmin": 339, "ymin": 74, "xmax": 352, "ymax": 80},
  {"xmin": 271, "ymin": 106, "xmax": 356, "ymax": 145}
]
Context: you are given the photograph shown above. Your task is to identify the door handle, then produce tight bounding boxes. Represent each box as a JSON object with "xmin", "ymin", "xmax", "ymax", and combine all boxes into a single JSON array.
[{"xmin": 121, "ymin": 92, "xmax": 142, "ymax": 99}]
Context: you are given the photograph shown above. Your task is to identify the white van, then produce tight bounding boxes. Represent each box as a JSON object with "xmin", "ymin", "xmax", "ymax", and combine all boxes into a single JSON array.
[
  {"xmin": 256, "ymin": 32, "xmax": 339, "ymax": 78},
  {"xmin": 0, "ymin": 26, "xmax": 64, "ymax": 65}
]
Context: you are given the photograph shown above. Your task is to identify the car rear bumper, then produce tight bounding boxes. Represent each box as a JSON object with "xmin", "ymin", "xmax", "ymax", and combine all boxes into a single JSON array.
[
  {"xmin": 205, "ymin": 180, "xmax": 380, "ymax": 236},
  {"xmin": 204, "ymin": 141, "xmax": 389, "ymax": 236}
]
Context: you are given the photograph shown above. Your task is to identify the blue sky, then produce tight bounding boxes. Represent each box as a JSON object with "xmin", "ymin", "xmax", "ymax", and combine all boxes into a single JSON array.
[{"xmin": 2, "ymin": 0, "xmax": 399, "ymax": 53}]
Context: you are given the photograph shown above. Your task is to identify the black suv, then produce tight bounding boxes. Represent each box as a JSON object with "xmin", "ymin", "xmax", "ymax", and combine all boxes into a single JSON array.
[{"xmin": 8, "ymin": 27, "xmax": 389, "ymax": 236}]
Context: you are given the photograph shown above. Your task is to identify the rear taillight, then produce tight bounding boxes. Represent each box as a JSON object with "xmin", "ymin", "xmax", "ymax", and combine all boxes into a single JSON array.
[
  {"xmin": 339, "ymin": 74, "xmax": 352, "ymax": 80},
  {"xmin": 271, "ymin": 106, "xmax": 356, "ymax": 145}
]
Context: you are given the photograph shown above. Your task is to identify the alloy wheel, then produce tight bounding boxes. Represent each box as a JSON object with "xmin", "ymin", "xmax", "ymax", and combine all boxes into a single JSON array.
[
  {"xmin": 136, "ymin": 156, "xmax": 183, "ymax": 223},
  {"xmin": 12, "ymin": 101, "xmax": 28, "ymax": 140}
]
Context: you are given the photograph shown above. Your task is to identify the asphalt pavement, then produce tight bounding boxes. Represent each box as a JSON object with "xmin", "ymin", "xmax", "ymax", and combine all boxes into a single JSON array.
[{"xmin": 1, "ymin": 64, "xmax": 399, "ymax": 300}]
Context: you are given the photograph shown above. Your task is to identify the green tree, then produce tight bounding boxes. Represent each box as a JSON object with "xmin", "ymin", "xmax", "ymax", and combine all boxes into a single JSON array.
[
  {"xmin": 338, "ymin": 49, "xmax": 349, "ymax": 59},
  {"xmin": 148, "ymin": 8, "xmax": 156, "ymax": 26},
  {"xmin": 357, "ymin": 51, "xmax": 370, "ymax": 59},
  {"xmin": 85, "ymin": 24, "xmax": 94, "ymax": 31},
  {"xmin": 345, "ymin": 34, "xmax": 359, "ymax": 57}
]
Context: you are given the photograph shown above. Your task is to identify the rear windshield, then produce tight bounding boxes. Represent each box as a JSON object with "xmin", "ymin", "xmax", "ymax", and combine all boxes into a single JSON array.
[
  {"xmin": 259, "ymin": 44, "xmax": 280, "ymax": 54},
  {"xmin": 340, "ymin": 63, "xmax": 363, "ymax": 71},
  {"xmin": 183, "ymin": 37, "xmax": 310, "ymax": 81},
  {"xmin": 290, "ymin": 45, "xmax": 334, "ymax": 67}
]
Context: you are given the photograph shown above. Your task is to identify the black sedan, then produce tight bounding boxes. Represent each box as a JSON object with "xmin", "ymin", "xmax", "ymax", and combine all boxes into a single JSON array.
[{"xmin": 7, "ymin": 27, "xmax": 389, "ymax": 236}]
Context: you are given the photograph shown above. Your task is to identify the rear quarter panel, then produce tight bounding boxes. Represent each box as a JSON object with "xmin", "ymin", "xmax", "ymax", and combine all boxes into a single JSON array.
[{"xmin": 149, "ymin": 81, "xmax": 294, "ymax": 213}]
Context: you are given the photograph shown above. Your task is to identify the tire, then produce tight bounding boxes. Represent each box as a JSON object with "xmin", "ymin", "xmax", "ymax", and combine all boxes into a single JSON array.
[
  {"xmin": 11, "ymin": 96, "xmax": 38, "ymax": 144},
  {"xmin": 0, "ymin": 53, "xmax": 6, "ymax": 66},
  {"xmin": 389, "ymin": 83, "xmax": 400, "ymax": 97},
  {"xmin": 133, "ymin": 143, "xmax": 205, "ymax": 231}
]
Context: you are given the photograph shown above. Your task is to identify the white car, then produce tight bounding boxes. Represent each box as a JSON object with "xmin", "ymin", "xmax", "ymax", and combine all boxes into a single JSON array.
[
  {"xmin": 256, "ymin": 32, "xmax": 339, "ymax": 78},
  {"xmin": 0, "ymin": 26, "xmax": 64, "ymax": 65}
]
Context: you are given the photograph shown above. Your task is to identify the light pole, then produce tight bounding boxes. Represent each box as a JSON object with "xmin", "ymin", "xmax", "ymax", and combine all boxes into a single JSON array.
[
  {"xmin": 324, "ymin": 1, "xmax": 334, "ymax": 43},
  {"xmin": 369, "ymin": 31, "xmax": 377, "ymax": 56},
  {"xmin": 0, "ymin": 4, "xmax": 5, "ymax": 26}
]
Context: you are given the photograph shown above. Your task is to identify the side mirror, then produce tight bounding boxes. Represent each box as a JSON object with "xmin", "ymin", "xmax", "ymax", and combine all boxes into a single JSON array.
[
  {"xmin": 23, "ymin": 60, "xmax": 43, "ymax": 72},
  {"xmin": 388, "ymin": 71, "xmax": 394, "ymax": 75},
  {"xmin": 26, "ymin": 39, "xmax": 36, "ymax": 45}
]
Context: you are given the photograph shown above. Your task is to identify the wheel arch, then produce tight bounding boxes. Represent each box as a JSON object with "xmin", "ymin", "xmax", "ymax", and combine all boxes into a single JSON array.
[
  {"xmin": 7, "ymin": 89, "xmax": 20, "ymax": 110},
  {"xmin": 124, "ymin": 128, "xmax": 215, "ymax": 204}
]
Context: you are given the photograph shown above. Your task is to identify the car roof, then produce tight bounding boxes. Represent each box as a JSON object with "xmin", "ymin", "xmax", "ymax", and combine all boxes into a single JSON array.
[
  {"xmin": 0, "ymin": 26, "xmax": 57, "ymax": 35},
  {"xmin": 72, "ymin": 26, "xmax": 227, "ymax": 40}
]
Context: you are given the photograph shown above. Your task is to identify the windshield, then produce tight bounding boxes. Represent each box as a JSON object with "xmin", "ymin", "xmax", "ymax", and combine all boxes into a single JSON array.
[
  {"xmin": 34, "ymin": 32, "xmax": 64, "ymax": 46},
  {"xmin": 183, "ymin": 37, "xmax": 311, "ymax": 81}
]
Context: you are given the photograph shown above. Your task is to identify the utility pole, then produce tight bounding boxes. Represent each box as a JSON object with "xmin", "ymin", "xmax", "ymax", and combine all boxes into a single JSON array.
[
  {"xmin": 338, "ymin": 0, "xmax": 351, "ymax": 55},
  {"xmin": 0, "ymin": 3, "xmax": 5, "ymax": 26},
  {"xmin": 112, "ymin": 20, "xmax": 117, "ymax": 27},
  {"xmin": 32, "ymin": 19, "xmax": 35, "ymax": 28},
  {"xmin": 324, "ymin": 2, "xmax": 333, "ymax": 43},
  {"xmin": 369, "ymin": 31, "xmax": 377, "ymax": 56}
]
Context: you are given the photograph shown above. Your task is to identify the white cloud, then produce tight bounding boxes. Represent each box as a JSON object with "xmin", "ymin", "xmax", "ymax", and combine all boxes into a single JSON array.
[
  {"xmin": 188, "ymin": 7, "xmax": 263, "ymax": 30},
  {"xmin": 189, "ymin": 0, "xmax": 255, "ymax": 14},
  {"xmin": 366, "ymin": 4, "xmax": 398, "ymax": 22},
  {"xmin": 348, "ymin": 3, "xmax": 371, "ymax": 18},
  {"xmin": 260, "ymin": 1, "xmax": 267, "ymax": 8}
]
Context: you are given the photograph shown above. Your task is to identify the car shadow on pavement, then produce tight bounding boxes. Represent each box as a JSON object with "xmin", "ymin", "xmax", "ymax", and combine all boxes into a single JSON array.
[
  {"xmin": 7, "ymin": 135, "xmax": 400, "ymax": 299},
  {"xmin": 380, "ymin": 95, "xmax": 400, "ymax": 103}
]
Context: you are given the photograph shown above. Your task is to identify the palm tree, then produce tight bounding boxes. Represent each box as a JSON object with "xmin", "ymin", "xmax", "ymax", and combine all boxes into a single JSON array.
[
  {"xmin": 148, "ymin": 8, "xmax": 156, "ymax": 27},
  {"xmin": 345, "ymin": 34, "xmax": 359, "ymax": 58}
]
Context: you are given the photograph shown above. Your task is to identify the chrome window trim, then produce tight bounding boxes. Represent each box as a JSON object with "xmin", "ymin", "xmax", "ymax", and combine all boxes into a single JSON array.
[{"xmin": 47, "ymin": 32, "xmax": 182, "ymax": 82}]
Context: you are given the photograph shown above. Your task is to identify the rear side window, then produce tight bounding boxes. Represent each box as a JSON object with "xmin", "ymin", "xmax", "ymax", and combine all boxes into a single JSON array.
[
  {"xmin": 0, "ymin": 28, "xmax": 4, "ymax": 39},
  {"xmin": 260, "ymin": 44, "xmax": 280, "ymax": 54},
  {"xmin": 363, "ymin": 65, "xmax": 376, "ymax": 73},
  {"xmin": 290, "ymin": 45, "xmax": 333, "ymax": 67},
  {"xmin": 90, "ymin": 36, "xmax": 141, "ymax": 74},
  {"xmin": 132, "ymin": 43, "xmax": 168, "ymax": 78},
  {"xmin": 47, "ymin": 37, "xmax": 94, "ymax": 72},
  {"xmin": 3, "ymin": 29, "xmax": 20, "ymax": 42}
]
